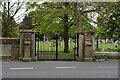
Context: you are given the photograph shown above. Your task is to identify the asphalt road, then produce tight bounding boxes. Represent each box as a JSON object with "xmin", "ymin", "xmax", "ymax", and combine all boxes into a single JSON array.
[{"xmin": 2, "ymin": 61, "xmax": 118, "ymax": 78}]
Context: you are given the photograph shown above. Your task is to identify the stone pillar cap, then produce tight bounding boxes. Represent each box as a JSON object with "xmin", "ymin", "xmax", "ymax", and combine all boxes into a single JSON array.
[
  {"xmin": 20, "ymin": 29, "xmax": 36, "ymax": 33},
  {"xmin": 77, "ymin": 30, "xmax": 94, "ymax": 35}
]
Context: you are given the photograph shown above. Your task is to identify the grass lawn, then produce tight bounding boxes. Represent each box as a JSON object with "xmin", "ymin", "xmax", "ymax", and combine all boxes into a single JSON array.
[
  {"xmin": 98, "ymin": 43, "xmax": 120, "ymax": 52},
  {"xmin": 36, "ymin": 41, "xmax": 76, "ymax": 56},
  {"xmin": 36, "ymin": 41, "xmax": 76, "ymax": 52},
  {"xmin": 37, "ymin": 51, "xmax": 75, "ymax": 56},
  {"xmin": 36, "ymin": 41, "xmax": 120, "ymax": 59}
]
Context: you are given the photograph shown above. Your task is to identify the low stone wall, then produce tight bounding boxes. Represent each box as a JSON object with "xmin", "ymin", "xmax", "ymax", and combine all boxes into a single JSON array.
[
  {"xmin": 94, "ymin": 52, "xmax": 120, "ymax": 59},
  {"xmin": 0, "ymin": 38, "xmax": 19, "ymax": 59}
]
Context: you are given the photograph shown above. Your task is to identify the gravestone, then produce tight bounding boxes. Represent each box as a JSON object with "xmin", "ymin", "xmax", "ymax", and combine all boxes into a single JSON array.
[
  {"xmin": 77, "ymin": 31, "xmax": 94, "ymax": 61},
  {"xmin": 19, "ymin": 30, "xmax": 37, "ymax": 62}
]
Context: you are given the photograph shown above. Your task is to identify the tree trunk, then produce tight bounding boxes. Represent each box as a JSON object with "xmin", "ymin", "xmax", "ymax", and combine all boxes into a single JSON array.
[
  {"xmin": 73, "ymin": 2, "xmax": 83, "ymax": 58},
  {"xmin": 73, "ymin": 2, "xmax": 82, "ymax": 32},
  {"xmin": 95, "ymin": 38, "xmax": 100, "ymax": 51},
  {"xmin": 64, "ymin": 26, "xmax": 69, "ymax": 53},
  {"xmin": 63, "ymin": 2, "xmax": 69, "ymax": 53},
  {"xmin": 105, "ymin": 39, "xmax": 106, "ymax": 43}
]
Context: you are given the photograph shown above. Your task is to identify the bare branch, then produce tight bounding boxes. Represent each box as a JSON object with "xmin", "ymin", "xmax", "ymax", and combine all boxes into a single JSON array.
[
  {"xmin": 9, "ymin": 2, "xmax": 16, "ymax": 10},
  {"xmin": 81, "ymin": 13, "xmax": 98, "ymax": 24},
  {"xmin": 68, "ymin": 23, "xmax": 74, "ymax": 29},
  {"xmin": 82, "ymin": 9, "xmax": 96, "ymax": 13},
  {"xmin": 11, "ymin": 1, "xmax": 24, "ymax": 19},
  {"xmin": 68, "ymin": 18, "xmax": 74, "ymax": 28}
]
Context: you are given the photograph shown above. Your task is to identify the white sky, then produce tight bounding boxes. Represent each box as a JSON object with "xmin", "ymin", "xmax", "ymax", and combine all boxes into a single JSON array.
[
  {"xmin": 13, "ymin": 0, "xmax": 27, "ymax": 23},
  {"xmin": 13, "ymin": 0, "xmax": 44, "ymax": 23},
  {"xmin": 10, "ymin": 0, "xmax": 118, "ymax": 25},
  {"xmin": 4, "ymin": 0, "xmax": 98, "ymax": 28},
  {"xmin": 0, "ymin": 0, "xmax": 27, "ymax": 23}
]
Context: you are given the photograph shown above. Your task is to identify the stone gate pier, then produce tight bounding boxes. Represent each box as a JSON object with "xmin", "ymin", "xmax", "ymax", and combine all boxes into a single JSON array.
[
  {"xmin": 77, "ymin": 31, "xmax": 94, "ymax": 61},
  {"xmin": 19, "ymin": 30, "xmax": 37, "ymax": 62}
]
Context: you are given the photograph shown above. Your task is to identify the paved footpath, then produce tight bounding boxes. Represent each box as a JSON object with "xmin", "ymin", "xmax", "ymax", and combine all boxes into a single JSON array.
[{"xmin": 2, "ymin": 61, "xmax": 118, "ymax": 78}]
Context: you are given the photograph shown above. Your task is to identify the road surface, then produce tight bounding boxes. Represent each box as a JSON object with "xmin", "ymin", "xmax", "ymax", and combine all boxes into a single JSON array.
[{"xmin": 2, "ymin": 61, "xmax": 118, "ymax": 78}]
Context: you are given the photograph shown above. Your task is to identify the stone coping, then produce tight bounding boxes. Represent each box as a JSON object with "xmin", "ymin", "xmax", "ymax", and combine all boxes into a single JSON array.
[
  {"xmin": 77, "ymin": 30, "xmax": 94, "ymax": 35},
  {"xmin": 94, "ymin": 52, "xmax": 120, "ymax": 54},
  {"xmin": 0, "ymin": 38, "xmax": 17, "ymax": 40},
  {"xmin": 1, "ymin": 38, "xmax": 18, "ymax": 44},
  {"xmin": 20, "ymin": 30, "xmax": 36, "ymax": 33}
]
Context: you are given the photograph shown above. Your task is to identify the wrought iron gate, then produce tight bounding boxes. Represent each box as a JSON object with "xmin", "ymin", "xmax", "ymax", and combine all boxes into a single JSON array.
[{"xmin": 35, "ymin": 33, "xmax": 77, "ymax": 61}]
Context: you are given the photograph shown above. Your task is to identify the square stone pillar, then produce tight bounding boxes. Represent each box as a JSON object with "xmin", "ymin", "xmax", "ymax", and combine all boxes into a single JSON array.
[
  {"xmin": 84, "ymin": 31, "xmax": 94, "ymax": 61},
  {"xmin": 19, "ymin": 30, "xmax": 37, "ymax": 62},
  {"xmin": 77, "ymin": 31, "xmax": 94, "ymax": 61}
]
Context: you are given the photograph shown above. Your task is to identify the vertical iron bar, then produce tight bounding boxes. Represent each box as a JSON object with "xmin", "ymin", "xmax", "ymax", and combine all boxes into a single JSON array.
[
  {"xmin": 83, "ymin": 35, "xmax": 85, "ymax": 58},
  {"xmin": 74, "ymin": 35, "xmax": 77, "ymax": 60},
  {"xmin": 39, "ymin": 34, "xmax": 41, "ymax": 52},
  {"xmin": 56, "ymin": 34, "xmax": 58, "ymax": 60},
  {"xmin": 77, "ymin": 33, "xmax": 79, "ymax": 57},
  {"xmin": 38, "ymin": 33, "xmax": 39, "ymax": 53},
  {"xmin": 35, "ymin": 33, "xmax": 36, "ymax": 56}
]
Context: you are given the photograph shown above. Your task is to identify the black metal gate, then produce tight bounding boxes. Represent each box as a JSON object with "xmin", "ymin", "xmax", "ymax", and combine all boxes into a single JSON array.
[{"xmin": 35, "ymin": 33, "xmax": 77, "ymax": 61}]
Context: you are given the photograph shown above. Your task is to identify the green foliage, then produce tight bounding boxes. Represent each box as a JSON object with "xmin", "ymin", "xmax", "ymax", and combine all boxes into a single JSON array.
[
  {"xmin": 107, "ymin": 3, "xmax": 120, "ymax": 41},
  {"xmin": 1, "ymin": 12, "xmax": 19, "ymax": 38},
  {"xmin": 20, "ymin": 15, "xmax": 34, "ymax": 29},
  {"xmin": 96, "ymin": 2, "xmax": 120, "ymax": 40},
  {"xmin": 82, "ymin": 16, "xmax": 93, "ymax": 31},
  {"xmin": 26, "ymin": 2, "xmax": 120, "ymax": 53},
  {"xmin": 1, "ymin": 1, "xmax": 24, "ymax": 38},
  {"xmin": 27, "ymin": 2, "xmax": 95, "ymax": 35},
  {"xmin": 28, "ymin": 2, "xmax": 74, "ymax": 35}
]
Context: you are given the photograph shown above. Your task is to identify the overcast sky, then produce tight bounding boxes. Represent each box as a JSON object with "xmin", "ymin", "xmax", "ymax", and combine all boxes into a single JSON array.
[
  {"xmin": 12, "ymin": 0, "xmax": 27, "ymax": 23},
  {"xmin": 12, "ymin": 0, "xmax": 119, "ymax": 24},
  {"xmin": 13, "ymin": 0, "xmax": 44, "ymax": 23}
]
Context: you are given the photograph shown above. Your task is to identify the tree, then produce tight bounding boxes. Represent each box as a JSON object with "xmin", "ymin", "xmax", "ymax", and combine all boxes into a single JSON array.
[
  {"xmin": 2, "ymin": 13, "xmax": 19, "ymax": 37},
  {"xmin": 90, "ymin": 2, "xmax": 120, "ymax": 50},
  {"xmin": 27, "ymin": 2, "xmax": 76, "ymax": 52},
  {"xmin": 96, "ymin": 2, "xmax": 120, "ymax": 41},
  {"xmin": 27, "ymin": 1, "xmax": 99, "ymax": 52},
  {"xmin": 106, "ymin": 3, "xmax": 120, "ymax": 42},
  {"xmin": 0, "ymin": 0, "xmax": 25, "ymax": 38},
  {"xmin": 28, "ymin": 1, "xmax": 115, "ymax": 53},
  {"xmin": 20, "ymin": 14, "xmax": 34, "ymax": 29}
]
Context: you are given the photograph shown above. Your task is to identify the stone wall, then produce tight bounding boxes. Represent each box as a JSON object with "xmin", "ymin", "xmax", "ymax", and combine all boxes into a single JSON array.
[{"xmin": 0, "ymin": 38, "xmax": 19, "ymax": 59}]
